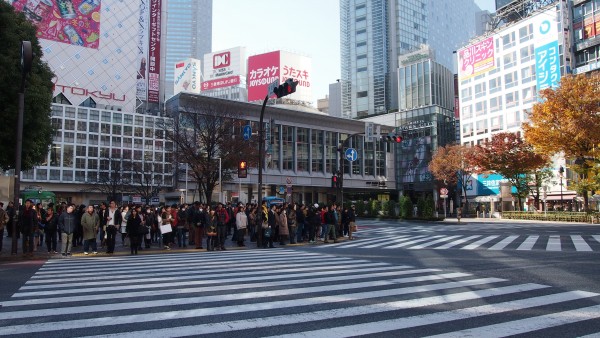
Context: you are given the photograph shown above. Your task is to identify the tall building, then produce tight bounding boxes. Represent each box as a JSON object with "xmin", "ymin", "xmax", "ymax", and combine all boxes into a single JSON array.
[
  {"xmin": 457, "ymin": 0, "xmax": 575, "ymax": 209},
  {"xmin": 164, "ymin": 0, "xmax": 212, "ymax": 100},
  {"xmin": 571, "ymin": 0, "xmax": 600, "ymax": 75},
  {"xmin": 340, "ymin": 0, "xmax": 481, "ymax": 119}
]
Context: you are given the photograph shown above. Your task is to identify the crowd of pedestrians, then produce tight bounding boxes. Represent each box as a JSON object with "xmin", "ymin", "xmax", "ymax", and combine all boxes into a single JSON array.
[{"xmin": 0, "ymin": 199, "xmax": 358, "ymax": 257}]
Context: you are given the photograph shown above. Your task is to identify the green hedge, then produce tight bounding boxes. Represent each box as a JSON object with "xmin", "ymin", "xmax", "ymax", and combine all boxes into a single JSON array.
[{"xmin": 502, "ymin": 211, "xmax": 596, "ymax": 223}]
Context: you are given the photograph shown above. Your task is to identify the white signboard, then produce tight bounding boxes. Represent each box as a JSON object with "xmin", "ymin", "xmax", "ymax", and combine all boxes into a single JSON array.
[
  {"xmin": 173, "ymin": 58, "xmax": 202, "ymax": 95},
  {"xmin": 279, "ymin": 51, "xmax": 312, "ymax": 103},
  {"xmin": 202, "ymin": 46, "xmax": 246, "ymax": 90}
]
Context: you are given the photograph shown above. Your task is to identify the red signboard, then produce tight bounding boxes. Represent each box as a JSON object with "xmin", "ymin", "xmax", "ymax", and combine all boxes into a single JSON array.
[
  {"xmin": 247, "ymin": 51, "xmax": 280, "ymax": 101},
  {"xmin": 201, "ymin": 75, "xmax": 240, "ymax": 91},
  {"xmin": 147, "ymin": 0, "xmax": 162, "ymax": 103},
  {"xmin": 458, "ymin": 37, "xmax": 495, "ymax": 80}
]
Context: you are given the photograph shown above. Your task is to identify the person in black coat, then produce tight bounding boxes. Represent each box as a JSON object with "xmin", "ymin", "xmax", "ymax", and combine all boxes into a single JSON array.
[
  {"xmin": 126, "ymin": 209, "xmax": 142, "ymax": 255},
  {"xmin": 44, "ymin": 207, "xmax": 58, "ymax": 254},
  {"xmin": 19, "ymin": 200, "xmax": 37, "ymax": 256}
]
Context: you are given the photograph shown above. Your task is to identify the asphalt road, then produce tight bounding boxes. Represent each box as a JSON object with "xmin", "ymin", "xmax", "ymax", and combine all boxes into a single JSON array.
[{"xmin": 0, "ymin": 218, "xmax": 599, "ymax": 337}]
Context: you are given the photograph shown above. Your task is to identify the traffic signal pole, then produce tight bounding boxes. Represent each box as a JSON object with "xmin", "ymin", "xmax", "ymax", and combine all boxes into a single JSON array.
[
  {"xmin": 337, "ymin": 132, "xmax": 364, "ymax": 207},
  {"xmin": 256, "ymin": 93, "xmax": 269, "ymax": 247}
]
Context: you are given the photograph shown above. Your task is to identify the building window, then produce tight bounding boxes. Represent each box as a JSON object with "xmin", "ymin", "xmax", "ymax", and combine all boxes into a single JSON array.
[
  {"xmin": 475, "ymin": 82, "xmax": 486, "ymax": 98},
  {"xmin": 502, "ymin": 32, "xmax": 516, "ymax": 49},
  {"xmin": 522, "ymin": 85, "xmax": 537, "ymax": 104},
  {"xmin": 462, "ymin": 122, "xmax": 473, "ymax": 137},
  {"xmin": 504, "ymin": 71, "xmax": 518, "ymax": 89},
  {"xmin": 476, "ymin": 119, "xmax": 488, "ymax": 135},
  {"xmin": 461, "ymin": 87, "xmax": 472, "ymax": 102},
  {"xmin": 490, "ymin": 96, "xmax": 503, "ymax": 112},
  {"xmin": 489, "ymin": 76, "xmax": 502, "ymax": 94},
  {"xmin": 462, "ymin": 104, "xmax": 472, "ymax": 119},
  {"xmin": 520, "ymin": 44, "xmax": 534, "ymax": 63},
  {"xmin": 506, "ymin": 91, "xmax": 520, "ymax": 108},
  {"xmin": 521, "ymin": 64, "xmax": 536, "ymax": 84},
  {"xmin": 490, "ymin": 116, "xmax": 503, "ymax": 132},
  {"xmin": 311, "ymin": 130, "xmax": 324, "ymax": 173},
  {"xmin": 507, "ymin": 110, "xmax": 522, "ymax": 128},
  {"xmin": 519, "ymin": 24, "xmax": 533, "ymax": 43},
  {"xmin": 282, "ymin": 126, "xmax": 294, "ymax": 171},
  {"xmin": 503, "ymin": 51, "xmax": 517, "ymax": 69},
  {"xmin": 475, "ymin": 101, "xmax": 487, "ymax": 116},
  {"xmin": 297, "ymin": 128, "xmax": 309, "ymax": 172}
]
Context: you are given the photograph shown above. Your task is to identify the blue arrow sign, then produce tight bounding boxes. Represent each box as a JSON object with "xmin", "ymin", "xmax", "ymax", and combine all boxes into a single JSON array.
[
  {"xmin": 243, "ymin": 125, "xmax": 252, "ymax": 141},
  {"xmin": 345, "ymin": 148, "xmax": 358, "ymax": 162}
]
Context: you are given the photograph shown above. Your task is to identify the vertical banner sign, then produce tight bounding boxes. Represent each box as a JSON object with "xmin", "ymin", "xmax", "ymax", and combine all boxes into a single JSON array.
[
  {"xmin": 136, "ymin": 0, "xmax": 149, "ymax": 102},
  {"xmin": 534, "ymin": 11, "xmax": 560, "ymax": 92},
  {"xmin": 147, "ymin": 0, "xmax": 162, "ymax": 103}
]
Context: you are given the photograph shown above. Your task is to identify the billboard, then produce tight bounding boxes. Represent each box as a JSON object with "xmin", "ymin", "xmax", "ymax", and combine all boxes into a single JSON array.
[
  {"xmin": 533, "ymin": 10, "xmax": 560, "ymax": 92},
  {"xmin": 12, "ymin": 0, "xmax": 142, "ymax": 111},
  {"xmin": 136, "ymin": 0, "xmax": 149, "ymax": 102},
  {"xmin": 458, "ymin": 37, "xmax": 495, "ymax": 80},
  {"xmin": 147, "ymin": 0, "xmax": 162, "ymax": 103},
  {"xmin": 173, "ymin": 58, "xmax": 201, "ymax": 96},
  {"xmin": 202, "ymin": 46, "xmax": 246, "ymax": 90},
  {"xmin": 12, "ymin": 0, "xmax": 102, "ymax": 49},
  {"xmin": 247, "ymin": 50, "xmax": 312, "ymax": 102},
  {"xmin": 399, "ymin": 136, "xmax": 433, "ymax": 184}
]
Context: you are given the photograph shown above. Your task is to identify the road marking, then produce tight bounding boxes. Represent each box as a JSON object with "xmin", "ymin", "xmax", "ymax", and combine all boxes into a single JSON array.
[
  {"xmin": 386, "ymin": 235, "xmax": 444, "ymax": 249},
  {"xmin": 516, "ymin": 235, "xmax": 539, "ymax": 251},
  {"xmin": 546, "ymin": 235, "xmax": 562, "ymax": 251},
  {"xmin": 408, "ymin": 235, "xmax": 463, "ymax": 249},
  {"xmin": 461, "ymin": 235, "xmax": 500, "ymax": 250},
  {"xmin": 488, "ymin": 235, "xmax": 519, "ymax": 250},
  {"xmin": 434, "ymin": 235, "xmax": 481, "ymax": 249},
  {"xmin": 571, "ymin": 235, "xmax": 593, "ymax": 252}
]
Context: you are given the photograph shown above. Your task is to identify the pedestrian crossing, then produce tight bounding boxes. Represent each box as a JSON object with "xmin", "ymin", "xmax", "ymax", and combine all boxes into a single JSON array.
[
  {"xmin": 328, "ymin": 228, "xmax": 600, "ymax": 252},
  {"xmin": 0, "ymin": 250, "xmax": 599, "ymax": 337}
]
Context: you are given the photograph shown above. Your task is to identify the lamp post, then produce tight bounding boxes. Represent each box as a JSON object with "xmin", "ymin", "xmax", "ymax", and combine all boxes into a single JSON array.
[
  {"xmin": 218, "ymin": 157, "xmax": 222, "ymax": 204},
  {"xmin": 11, "ymin": 41, "xmax": 33, "ymax": 255},
  {"xmin": 559, "ymin": 165, "xmax": 564, "ymax": 210}
]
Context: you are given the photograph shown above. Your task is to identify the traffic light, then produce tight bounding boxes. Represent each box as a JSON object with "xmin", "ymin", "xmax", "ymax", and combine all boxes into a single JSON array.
[
  {"xmin": 336, "ymin": 171, "xmax": 343, "ymax": 189},
  {"xmin": 331, "ymin": 175, "xmax": 338, "ymax": 188},
  {"xmin": 238, "ymin": 160, "xmax": 248, "ymax": 178},
  {"xmin": 381, "ymin": 133, "xmax": 403, "ymax": 143},
  {"xmin": 273, "ymin": 78, "xmax": 299, "ymax": 98}
]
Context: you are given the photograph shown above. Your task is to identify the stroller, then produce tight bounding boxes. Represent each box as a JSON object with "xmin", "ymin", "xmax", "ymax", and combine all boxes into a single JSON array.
[{"xmin": 206, "ymin": 225, "xmax": 217, "ymax": 251}]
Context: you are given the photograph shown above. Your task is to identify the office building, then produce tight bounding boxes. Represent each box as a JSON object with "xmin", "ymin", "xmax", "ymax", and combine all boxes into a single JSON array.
[
  {"xmin": 572, "ymin": 0, "xmax": 600, "ymax": 75},
  {"xmin": 164, "ymin": 0, "xmax": 212, "ymax": 100},
  {"xmin": 340, "ymin": 0, "xmax": 481, "ymax": 118}
]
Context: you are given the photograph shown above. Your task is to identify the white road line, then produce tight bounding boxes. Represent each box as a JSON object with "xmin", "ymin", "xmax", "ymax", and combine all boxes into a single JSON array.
[
  {"xmin": 488, "ymin": 235, "xmax": 519, "ymax": 250},
  {"xmin": 12, "ymin": 263, "xmax": 397, "ymax": 298},
  {"xmin": 0, "ymin": 272, "xmax": 471, "ymax": 320},
  {"xmin": 79, "ymin": 284, "xmax": 550, "ymax": 338},
  {"xmin": 571, "ymin": 235, "xmax": 593, "ymax": 252},
  {"xmin": 0, "ymin": 278, "xmax": 507, "ymax": 335},
  {"xmin": 2, "ymin": 267, "xmax": 442, "ymax": 307},
  {"xmin": 547, "ymin": 235, "xmax": 562, "ymax": 251},
  {"xmin": 516, "ymin": 235, "xmax": 539, "ymax": 251},
  {"xmin": 386, "ymin": 235, "xmax": 444, "ymax": 249},
  {"xmin": 268, "ymin": 290, "xmax": 598, "ymax": 338},
  {"xmin": 426, "ymin": 304, "xmax": 600, "ymax": 338},
  {"xmin": 592, "ymin": 235, "xmax": 600, "ymax": 244},
  {"xmin": 361, "ymin": 235, "xmax": 413, "ymax": 248},
  {"xmin": 434, "ymin": 236, "xmax": 481, "ymax": 250},
  {"xmin": 333, "ymin": 235, "xmax": 400, "ymax": 248},
  {"xmin": 461, "ymin": 235, "xmax": 499, "ymax": 250},
  {"xmin": 408, "ymin": 236, "xmax": 462, "ymax": 249}
]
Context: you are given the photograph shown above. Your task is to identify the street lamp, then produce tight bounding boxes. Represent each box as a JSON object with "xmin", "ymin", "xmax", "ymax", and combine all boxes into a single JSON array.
[
  {"xmin": 559, "ymin": 165, "xmax": 564, "ymax": 210},
  {"xmin": 12, "ymin": 41, "xmax": 33, "ymax": 255}
]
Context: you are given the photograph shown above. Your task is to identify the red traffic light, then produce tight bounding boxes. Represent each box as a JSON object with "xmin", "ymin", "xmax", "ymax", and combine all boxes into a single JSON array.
[
  {"xmin": 394, "ymin": 136, "xmax": 402, "ymax": 143},
  {"xmin": 273, "ymin": 78, "xmax": 299, "ymax": 98},
  {"xmin": 331, "ymin": 175, "xmax": 338, "ymax": 188}
]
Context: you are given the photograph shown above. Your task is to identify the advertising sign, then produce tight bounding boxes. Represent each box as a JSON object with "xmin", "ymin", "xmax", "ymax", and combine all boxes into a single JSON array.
[
  {"xmin": 147, "ymin": 0, "xmax": 162, "ymax": 103},
  {"xmin": 533, "ymin": 10, "xmax": 560, "ymax": 91},
  {"xmin": 399, "ymin": 136, "xmax": 433, "ymax": 184},
  {"xmin": 458, "ymin": 37, "xmax": 495, "ymax": 80},
  {"xmin": 173, "ymin": 58, "xmax": 201, "ymax": 95},
  {"xmin": 247, "ymin": 51, "xmax": 280, "ymax": 101},
  {"xmin": 12, "ymin": 0, "xmax": 102, "ymax": 49},
  {"xmin": 247, "ymin": 50, "xmax": 312, "ymax": 102},
  {"xmin": 11, "ymin": 0, "xmax": 141, "ymax": 111},
  {"xmin": 136, "ymin": 0, "xmax": 149, "ymax": 102},
  {"xmin": 202, "ymin": 46, "xmax": 246, "ymax": 90}
]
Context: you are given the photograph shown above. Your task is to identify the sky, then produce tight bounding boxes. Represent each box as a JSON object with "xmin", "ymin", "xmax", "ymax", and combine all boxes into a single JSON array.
[{"xmin": 213, "ymin": 0, "xmax": 496, "ymax": 106}]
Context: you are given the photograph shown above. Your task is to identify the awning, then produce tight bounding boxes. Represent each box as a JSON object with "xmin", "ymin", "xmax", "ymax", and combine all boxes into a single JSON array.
[{"xmin": 543, "ymin": 194, "xmax": 577, "ymax": 201}]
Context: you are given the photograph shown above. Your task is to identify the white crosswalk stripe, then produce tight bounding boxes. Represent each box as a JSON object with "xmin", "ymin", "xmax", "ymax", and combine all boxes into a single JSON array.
[
  {"xmin": 1, "ymin": 249, "xmax": 599, "ymax": 337},
  {"xmin": 326, "ymin": 230, "xmax": 600, "ymax": 252}
]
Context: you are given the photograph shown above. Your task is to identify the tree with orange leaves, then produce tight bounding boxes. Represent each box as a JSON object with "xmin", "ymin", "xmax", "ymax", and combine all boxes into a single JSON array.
[
  {"xmin": 471, "ymin": 132, "xmax": 549, "ymax": 211},
  {"xmin": 429, "ymin": 144, "xmax": 478, "ymax": 210},
  {"xmin": 523, "ymin": 74, "xmax": 600, "ymax": 210}
]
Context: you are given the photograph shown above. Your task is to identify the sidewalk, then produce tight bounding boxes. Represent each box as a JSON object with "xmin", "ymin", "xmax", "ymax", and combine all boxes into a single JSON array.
[{"xmin": 0, "ymin": 231, "xmax": 351, "ymax": 263}]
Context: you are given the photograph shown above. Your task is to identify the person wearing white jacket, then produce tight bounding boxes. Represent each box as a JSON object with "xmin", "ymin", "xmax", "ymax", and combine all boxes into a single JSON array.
[{"xmin": 235, "ymin": 206, "xmax": 248, "ymax": 247}]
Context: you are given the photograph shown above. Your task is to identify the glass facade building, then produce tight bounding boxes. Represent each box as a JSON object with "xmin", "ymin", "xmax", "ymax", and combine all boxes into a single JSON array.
[
  {"xmin": 164, "ymin": 0, "xmax": 212, "ymax": 100},
  {"xmin": 340, "ymin": 0, "xmax": 481, "ymax": 118}
]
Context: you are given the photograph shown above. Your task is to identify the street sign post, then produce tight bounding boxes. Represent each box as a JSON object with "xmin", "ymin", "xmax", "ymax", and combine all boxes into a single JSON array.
[
  {"xmin": 440, "ymin": 188, "xmax": 449, "ymax": 218},
  {"xmin": 243, "ymin": 125, "xmax": 252, "ymax": 140},
  {"xmin": 345, "ymin": 148, "xmax": 358, "ymax": 162}
]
